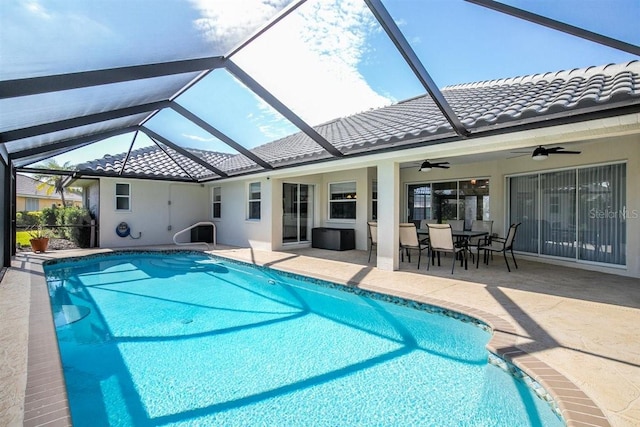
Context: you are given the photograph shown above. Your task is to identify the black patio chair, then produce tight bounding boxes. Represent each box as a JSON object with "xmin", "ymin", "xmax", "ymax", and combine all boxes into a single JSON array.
[{"xmin": 476, "ymin": 223, "xmax": 521, "ymax": 272}]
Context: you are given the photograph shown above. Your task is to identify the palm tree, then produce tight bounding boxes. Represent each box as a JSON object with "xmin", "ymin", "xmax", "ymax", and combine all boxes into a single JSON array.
[{"xmin": 33, "ymin": 160, "xmax": 73, "ymax": 207}]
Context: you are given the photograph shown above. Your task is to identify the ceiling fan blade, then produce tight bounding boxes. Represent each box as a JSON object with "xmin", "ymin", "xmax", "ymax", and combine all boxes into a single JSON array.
[
  {"xmin": 546, "ymin": 146, "xmax": 564, "ymax": 153},
  {"xmin": 553, "ymin": 150, "xmax": 581, "ymax": 154},
  {"xmin": 432, "ymin": 161, "xmax": 450, "ymax": 167},
  {"xmin": 546, "ymin": 146, "xmax": 581, "ymax": 155},
  {"xmin": 418, "ymin": 160, "xmax": 449, "ymax": 171}
]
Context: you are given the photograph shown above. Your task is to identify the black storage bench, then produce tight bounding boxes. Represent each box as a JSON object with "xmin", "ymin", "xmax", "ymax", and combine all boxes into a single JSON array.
[
  {"xmin": 311, "ymin": 227, "xmax": 355, "ymax": 251},
  {"xmin": 191, "ymin": 225, "xmax": 214, "ymax": 243}
]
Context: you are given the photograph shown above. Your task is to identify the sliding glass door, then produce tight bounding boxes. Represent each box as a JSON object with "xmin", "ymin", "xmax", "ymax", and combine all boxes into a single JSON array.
[
  {"xmin": 577, "ymin": 163, "xmax": 626, "ymax": 264},
  {"xmin": 283, "ymin": 183, "xmax": 313, "ymax": 244},
  {"xmin": 407, "ymin": 184, "xmax": 432, "ymax": 223},
  {"xmin": 407, "ymin": 179, "xmax": 490, "ymax": 228},
  {"xmin": 540, "ymin": 170, "xmax": 577, "ymax": 258},
  {"xmin": 509, "ymin": 163, "xmax": 626, "ymax": 266}
]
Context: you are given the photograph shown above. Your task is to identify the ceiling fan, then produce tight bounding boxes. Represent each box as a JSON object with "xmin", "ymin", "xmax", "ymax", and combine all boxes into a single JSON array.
[
  {"xmin": 531, "ymin": 145, "xmax": 581, "ymax": 160},
  {"xmin": 418, "ymin": 160, "xmax": 450, "ymax": 171},
  {"xmin": 510, "ymin": 145, "xmax": 582, "ymax": 161}
]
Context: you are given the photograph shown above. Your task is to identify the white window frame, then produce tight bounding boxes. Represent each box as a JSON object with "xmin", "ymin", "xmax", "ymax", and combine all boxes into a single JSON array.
[
  {"xmin": 247, "ymin": 182, "xmax": 261, "ymax": 220},
  {"xmin": 371, "ymin": 180, "xmax": 377, "ymax": 221},
  {"xmin": 328, "ymin": 181, "xmax": 357, "ymax": 221},
  {"xmin": 115, "ymin": 182, "xmax": 131, "ymax": 211},
  {"xmin": 212, "ymin": 186, "xmax": 222, "ymax": 219}
]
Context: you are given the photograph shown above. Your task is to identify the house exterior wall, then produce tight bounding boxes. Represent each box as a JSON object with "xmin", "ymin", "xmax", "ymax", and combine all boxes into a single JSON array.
[
  {"xmin": 92, "ymin": 128, "xmax": 639, "ymax": 278},
  {"xmin": 15, "ymin": 195, "xmax": 82, "ymax": 211},
  {"xmin": 98, "ymin": 178, "xmax": 209, "ymax": 248},
  {"xmin": 211, "ymin": 178, "xmax": 273, "ymax": 251},
  {"xmin": 320, "ymin": 168, "xmax": 370, "ymax": 250}
]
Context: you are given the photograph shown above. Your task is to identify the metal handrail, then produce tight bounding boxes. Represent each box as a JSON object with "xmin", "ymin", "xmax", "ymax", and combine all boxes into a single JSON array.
[{"xmin": 172, "ymin": 221, "xmax": 216, "ymax": 250}]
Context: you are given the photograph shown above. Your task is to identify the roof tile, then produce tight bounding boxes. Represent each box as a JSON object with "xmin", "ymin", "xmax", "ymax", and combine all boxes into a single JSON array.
[{"xmin": 80, "ymin": 61, "xmax": 640, "ymax": 180}]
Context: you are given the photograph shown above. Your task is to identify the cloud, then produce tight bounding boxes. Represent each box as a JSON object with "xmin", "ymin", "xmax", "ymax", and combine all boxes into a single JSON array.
[
  {"xmin": 25, "ymin": 1, "xmax": 51, "ymax": 19},
  {"xmin": 190, "ymin": 0, "xmax": 292, "ymax": 53},
  {"xmin": 222, "ymin": 0, "xmax": 393, "ymax": 126},
  {"xmin": 1, "ymin": 1, "xmax": 116, "ymax": 78},
  {"xmin": 182, "ymin": 134, "xmax": 217, "ymax": 143}
]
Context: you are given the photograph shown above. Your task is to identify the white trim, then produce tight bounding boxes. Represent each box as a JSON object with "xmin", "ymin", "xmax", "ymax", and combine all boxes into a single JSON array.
[
  {"xmin": 247, "ymin": 181, "xmax": 261, "ymax": 220},
  {"xmin": 328, "ymin": 180, "xmax": 357, "ymax": 220},
  {"xmin": 115, "ymin": 182, "xmax": 131, "ymax": 212},
  {"xmin": 211, "ymin": 186, "xmax": 221, "ymax": 219},
  {"xmin": 506, "ymin": 162, "xmax": 628, "ymax": 267}
]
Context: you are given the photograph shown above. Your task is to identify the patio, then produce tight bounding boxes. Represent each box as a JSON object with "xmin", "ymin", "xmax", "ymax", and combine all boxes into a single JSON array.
[{"xmin": 1, "ymin": 246, "xmax": 639, "ymax": 426}]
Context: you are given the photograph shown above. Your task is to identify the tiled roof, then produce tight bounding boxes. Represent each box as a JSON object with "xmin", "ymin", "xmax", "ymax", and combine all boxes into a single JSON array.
[
  {"xmin": 219, "ymin": 60, "xmax": 640, "ymax": 173},
  {"xmin": 16, "ymin": 173, "xmax": 82, "ymax": 201},
  {"xmin": 77, "ymin": 145, "xmax": 235, "ymax": 180},
  {"xmin": 79, "ymin": 61, "xmax": 640, "ymax": 180}
]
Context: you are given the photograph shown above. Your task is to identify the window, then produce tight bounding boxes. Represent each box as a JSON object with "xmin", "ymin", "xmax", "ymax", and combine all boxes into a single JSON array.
[
  {"xmin": 25, "ymin": 198, "xmax": 39, "ymax": 212},
  {"xmin": 329, "ymin": 181, "xmax": 356, "ymax": 220},
  {"xmin": 509, "ymin": 163, "xmax": 626, "ymax": 265},
  {"xmin": 212, "ymin": 187, "xmax": 221, "ymax": 219},
  {"xmin": 371, "ymin": 181, "xmax": 377, "ymax": 221},
  {"xmin": 248, "ymin": 182, "xmax": 261, "ymax": 220},
  {"xmin": 407, "ymin": 179, "xmax": 489, "ymax": 228},
  {"xmin": 115, "ymin": 183, "xmax": 130, "ymax": 211}
]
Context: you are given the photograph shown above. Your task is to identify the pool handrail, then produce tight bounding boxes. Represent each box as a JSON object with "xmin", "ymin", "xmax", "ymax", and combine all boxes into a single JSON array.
[{"xmin": 172, "ymin": 221, "xmax": 216, "ymax": 250}]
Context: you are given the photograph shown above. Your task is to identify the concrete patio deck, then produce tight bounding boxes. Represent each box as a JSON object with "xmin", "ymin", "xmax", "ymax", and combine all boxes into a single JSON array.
[{"xmin": 1, "ymin": 246, "xmax": 639, "ymax": 426}]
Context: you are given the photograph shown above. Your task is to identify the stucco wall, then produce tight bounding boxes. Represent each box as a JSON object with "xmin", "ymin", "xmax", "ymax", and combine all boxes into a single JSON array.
[
  {"xmin": 207, "ymin": 178, "xmax": 273, "ymax": 251},
  {"xmin": 93, "ymin": 132, "xmax": 638, "ymax": 278},
  {"xmin": 15, "ymin": 196, "xmax": 82, "ymax": 211},
  {"xmin": 98, "ymin": 178, "xmax": 209, "ymax": 248}
]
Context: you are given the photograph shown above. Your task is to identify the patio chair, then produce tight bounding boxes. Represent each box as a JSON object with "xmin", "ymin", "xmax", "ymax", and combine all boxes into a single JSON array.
[
  {"xmin": 447, "ymin": 220, "xmax": 464, "ymax": 232},
  {"xmin": 427, "ymin": 224, "xmax": 467, "ymax": 274},
  {"xmin": 367, "ymin": 221, "xmax": 377, "ymax": 263},
  {"xmin": 419, "ymin": 219, "xmax": 437, "ymax": 244},
  {"xmin": 476, "ymin": 223, "xmax": 521, "ymax": 272},
  {"xmin": 399, "ymin": 223, "xmax": 429, "ymax": 269},
  {"xmin": 419, "ymin": 219, "xmax": 437, "ymax": 229},
  {"xmin": 468, "ymin": 220, "xmax": 493, "ymax": 263}
]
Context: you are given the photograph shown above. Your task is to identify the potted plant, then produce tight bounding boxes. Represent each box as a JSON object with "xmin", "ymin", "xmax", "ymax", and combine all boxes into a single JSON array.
[{"xmin": 28, "ymin": 222, "xmax": 51, "ymax": 253}]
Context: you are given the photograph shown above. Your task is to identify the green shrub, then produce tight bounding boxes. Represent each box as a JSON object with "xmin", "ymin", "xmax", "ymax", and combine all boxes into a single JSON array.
[
  {"xmin": 20, "ymin": 211, "xmax": 43, "ymax": 227},
  {"xmin": 64, "ymin": 207, "xmax": 93, "ymax": 248},
  {"xmin": 41, "ymin": 205, "xmax": 64, "ymax": 227}
]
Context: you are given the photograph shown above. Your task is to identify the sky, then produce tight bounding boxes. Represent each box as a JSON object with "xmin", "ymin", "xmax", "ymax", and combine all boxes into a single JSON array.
[{"xmin": 1, "ymin": 0, "xmax": 638, "ymax": 167}]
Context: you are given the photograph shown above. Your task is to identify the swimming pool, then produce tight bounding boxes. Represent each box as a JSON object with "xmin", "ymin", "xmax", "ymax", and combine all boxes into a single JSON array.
[{"xmin": 44, "ymin": 251, "xmax": 563, "ymax": 426}]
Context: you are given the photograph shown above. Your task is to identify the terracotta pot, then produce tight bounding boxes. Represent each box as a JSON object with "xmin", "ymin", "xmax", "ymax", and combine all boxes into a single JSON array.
[{"xmin": 30, "ymin": 237, "xmax": 49, "ymax": 253}]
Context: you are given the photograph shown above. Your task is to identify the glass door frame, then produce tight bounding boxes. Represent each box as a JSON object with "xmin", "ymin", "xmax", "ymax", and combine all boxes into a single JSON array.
[{"xmin": 282, "ymin": 182, "xmax": 314, "ymax": 244}]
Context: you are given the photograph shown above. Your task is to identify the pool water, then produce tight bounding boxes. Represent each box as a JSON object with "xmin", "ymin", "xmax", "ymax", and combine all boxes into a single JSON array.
[{"xmin": 44, "ymin": 251, "xmax": 563, "ymax": 426}]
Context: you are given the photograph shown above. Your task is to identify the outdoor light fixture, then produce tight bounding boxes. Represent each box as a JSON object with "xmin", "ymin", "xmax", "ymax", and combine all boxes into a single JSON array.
[
  {"xmin": 531, "ymin": 146, "xmax": 548, "ymax": 161},
  {"xmin": 419, "ymin": 161, "xmax": 432, "ymax": 172}
]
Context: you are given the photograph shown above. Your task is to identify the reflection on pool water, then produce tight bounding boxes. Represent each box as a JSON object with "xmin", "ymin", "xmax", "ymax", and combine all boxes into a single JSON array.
[{"xmin": 44, "ymin": 251, "xmax": 563, "ymax": 426}]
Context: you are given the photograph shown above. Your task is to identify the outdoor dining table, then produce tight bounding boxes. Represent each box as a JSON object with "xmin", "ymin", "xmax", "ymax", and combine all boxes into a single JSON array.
[
  {"xmin": 417, "ymin": 229, "xmax": 489, "ymax": 268},
  {"xmin": 417, "ymin": 229, "xmax": 489, "ymax": 240}
]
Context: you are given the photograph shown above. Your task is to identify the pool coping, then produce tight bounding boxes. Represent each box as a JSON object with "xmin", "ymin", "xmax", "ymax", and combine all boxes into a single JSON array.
[{"xmin": 24, "ymin": 249, "xmax": 610, "ymax": 427}]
